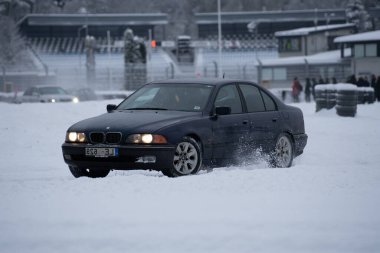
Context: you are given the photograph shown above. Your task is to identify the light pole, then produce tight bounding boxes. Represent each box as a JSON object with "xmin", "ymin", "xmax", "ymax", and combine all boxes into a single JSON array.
[
  {"xmin": 247, "ymin": 21, "xmax": 259, "ymax": 61},
  {"xmin": 217, "ymin": 0, "xmax": 223, "ymax": 78},
  {"xmin": 77, "ymin": 25, "xmax": 87, "ymax": 69}
]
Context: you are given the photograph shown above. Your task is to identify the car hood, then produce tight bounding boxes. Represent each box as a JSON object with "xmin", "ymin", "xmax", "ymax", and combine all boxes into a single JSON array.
[{"xmin": 69, "ymin": 110, "xmax": 202, "ymax": 133}]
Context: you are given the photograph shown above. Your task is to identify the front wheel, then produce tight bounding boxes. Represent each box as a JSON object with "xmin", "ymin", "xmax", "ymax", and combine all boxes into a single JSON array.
[
  {"xmin": 272, "ymin": 133, "xmax": 294, "ymax": 168},
  {"xmin": 161, "ymin": 137, "xmax": 202, "ymax": 177},
  {"xmin": 68, "ymin": 166, "xmax": 110, "ymax": 178}
]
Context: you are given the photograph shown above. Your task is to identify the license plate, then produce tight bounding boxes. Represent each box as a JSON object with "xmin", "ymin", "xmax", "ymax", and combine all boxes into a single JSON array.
[{"xmin": 85, "ymin": 147, "xmax": 118, "ymax": 157}]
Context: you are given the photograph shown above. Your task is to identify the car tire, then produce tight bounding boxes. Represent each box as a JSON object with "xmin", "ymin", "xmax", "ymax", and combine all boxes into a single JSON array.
[
  {"xmin": 271, "ymin": 133, "xmax": 294, "ymax": 168},
  {"xmin": 68, "ymin": 166, "xmax": 110, "ymax": 178},
  {"xmin": 161, "ymin": 137, "xmax": 202, "ymax": 177}
]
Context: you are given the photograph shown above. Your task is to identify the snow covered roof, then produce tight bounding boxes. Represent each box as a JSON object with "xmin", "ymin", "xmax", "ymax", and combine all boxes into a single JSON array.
[
  {"xmin": 19, "ymin": 13, "xmax": 169, "ymax": 26},
  {"xmin": 334, "ymin": 30, "xmax": 380, "ymax": 43},
  {"xmin": 259, "ymin": 49, "xmax": 348, "ymax": 67},
  {"xmin": 275, "ymin": 23, "xmax": 355, "ymax": 37},
  {"xmin": 196, "ymin": 9, "xmax": 347, "ymax": 24}
]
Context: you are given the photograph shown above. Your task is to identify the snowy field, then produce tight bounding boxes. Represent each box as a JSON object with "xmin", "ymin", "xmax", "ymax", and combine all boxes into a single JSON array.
[{"xmin": 1, "ymin": 100, "xmax": 380, "ymax": 253}]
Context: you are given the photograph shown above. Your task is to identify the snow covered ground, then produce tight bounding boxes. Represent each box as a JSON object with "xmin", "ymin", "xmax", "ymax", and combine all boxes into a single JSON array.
[{"xmin": 1, "ymin": 100, "xmax": 380, "ymax": 253}]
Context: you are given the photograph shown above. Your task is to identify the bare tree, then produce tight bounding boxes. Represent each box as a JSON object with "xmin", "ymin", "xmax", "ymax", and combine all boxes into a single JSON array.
[{"xmin": 0, "ymin": 17, "xmax": 26, "ymax": 69}]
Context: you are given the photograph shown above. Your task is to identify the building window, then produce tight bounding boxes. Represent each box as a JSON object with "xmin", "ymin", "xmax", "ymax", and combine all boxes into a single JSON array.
[
  {"xmin": 354, "ymin": 43, "xmax": 378, "ymax": 58},
  {"xmin": 262, "ymin": 67, "xmax": 287, "ymax": 81},
  {"xmin": 366, "ymin": 44, "xmax": 377, "ymax": 57},
  {"xmin": 354, "ymin": 44, "xmax": 365, "ymax": 57},
  {"xmin": 279, "ymin": 37, "xmax": 301, "ymax": 52},
  {"xmin": 262, "ymin": 69, "xmax": 272, "ymax": 80},
  {"xmin": 273, "ymin": 68, "xmax": 287, "ymax": 80}
]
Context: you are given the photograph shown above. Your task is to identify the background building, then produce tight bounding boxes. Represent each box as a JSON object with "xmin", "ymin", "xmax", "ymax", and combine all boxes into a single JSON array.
[
  {"xmin": 335, "ymin": 30, "xmax": 380, "ymax": 76},
  {"xmin": 275, "ymin": 23, "xmax": 356, "ymax": 58}
]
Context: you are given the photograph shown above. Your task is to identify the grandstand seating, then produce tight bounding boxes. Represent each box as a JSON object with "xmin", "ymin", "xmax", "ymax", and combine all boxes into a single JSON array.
[
  {"xmin": 27, "ymin": 34, "xmax": 278, "ymax": 54},
  {"xmin": 27, "ymin": 37, "xmax": 126, "ymax": 54}
]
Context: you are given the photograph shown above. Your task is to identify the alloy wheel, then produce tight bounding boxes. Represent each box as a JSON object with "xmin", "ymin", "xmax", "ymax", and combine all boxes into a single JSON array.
[{"xmin": 173, "ymin": 141, "xmax": 199, "ymax": 175}]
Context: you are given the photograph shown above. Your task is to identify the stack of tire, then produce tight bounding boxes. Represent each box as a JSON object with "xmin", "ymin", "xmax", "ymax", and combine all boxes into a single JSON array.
[
  {"xmin": 335, "ymin": 84, "xmax": 358, "ymax": 117},
  {"xmin": 315, "ymin": 84, "xmax": 336, "ymax": 112},
  {"xmin": 358, "ymin": 87, "xmax": 375, "ymax": 104}
]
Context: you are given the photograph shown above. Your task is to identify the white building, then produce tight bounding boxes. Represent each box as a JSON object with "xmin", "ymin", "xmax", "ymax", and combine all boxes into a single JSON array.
[
  {"xmin": 334, "ymin": 30, "xmax": 380, "ymax": 76},
  {"xmin": 275, "ymin": 23, "xmax": 355, "ymax": 58}
]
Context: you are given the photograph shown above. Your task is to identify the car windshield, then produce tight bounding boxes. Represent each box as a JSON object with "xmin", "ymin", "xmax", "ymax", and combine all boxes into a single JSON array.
[
  {"xmin": 39, "ymin": 87, "xmax": 68, "ymax": 95},
  {"xmin": 117, "ymin": 83, "xmax": 214, "ymax": 112}
]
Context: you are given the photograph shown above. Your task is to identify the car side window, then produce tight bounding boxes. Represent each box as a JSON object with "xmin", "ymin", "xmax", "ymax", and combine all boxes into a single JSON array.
[
  {"xmin": 31, "ymin": 88, "xmax": 39, "ymax": 96},
  {"xmin": 215, "ymin": 85, "xmax": 243, "ymax": 114},
  {"xmin": 239, "ymin": 84, "xmax": 265, "ymax": 112},
  {"xmin": 24, "ymin": 88, "xmax": 32, "ymax": 96},
  {"xmin": 261, "ymin": 91, "xmax": 277, "ymax": 111}
]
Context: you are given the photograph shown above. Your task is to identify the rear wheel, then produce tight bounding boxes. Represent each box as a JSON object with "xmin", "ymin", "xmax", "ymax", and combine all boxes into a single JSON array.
[
  {"xmin": 161, "ymin": 137, "xmax": 202, "ymax": 177},
  {"xmin": 272, "ymin": 133, "xmax": 294, "ymax": 168},
  {"xmin": 68, "ymin": 166, "xmax": 110, "ymax": 178}
]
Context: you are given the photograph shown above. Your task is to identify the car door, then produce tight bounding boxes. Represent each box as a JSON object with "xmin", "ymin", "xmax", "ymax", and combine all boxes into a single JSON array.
[
  {"xmin": 211, "ymin": 84, "xmax": 250, "ymax": 161},
  {"xmin": 22, "ymin": 87, "xmax": 33, "ymax": 103},
  {"xmin": 31, "ymin": 88, "xmax": 41, "ymax": 102},
  {"xmin": 238, "ymin": 83, "xmax": 280, "ymax": 152},
  {"xmin": 22, "ymin": 87, "xmax": 39, "ymax": 102}
]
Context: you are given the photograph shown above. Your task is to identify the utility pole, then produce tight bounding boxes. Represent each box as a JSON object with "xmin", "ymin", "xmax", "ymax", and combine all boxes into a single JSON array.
[{"xmin": 217, "ymin": 0, "xmax": 223, "ymax": 78}]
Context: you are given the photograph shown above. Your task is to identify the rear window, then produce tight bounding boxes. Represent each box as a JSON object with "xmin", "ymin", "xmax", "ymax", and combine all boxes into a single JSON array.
[
  {"xmin": 261, "ymin": 91, "xmax": 276, "ymax": 111},
  {"xmin": 239, "ymin": 84, "xmax": 265, "ymax": 112}
]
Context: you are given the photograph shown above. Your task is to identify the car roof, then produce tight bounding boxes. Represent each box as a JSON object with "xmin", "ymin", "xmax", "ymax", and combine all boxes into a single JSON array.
[
  {"xmin": 149, "ymin": 78, "xmax": 257, "ymax": 87},
  {"xmin": 29, "ymin": 85, "xmax": 64, "ymax": 89}
]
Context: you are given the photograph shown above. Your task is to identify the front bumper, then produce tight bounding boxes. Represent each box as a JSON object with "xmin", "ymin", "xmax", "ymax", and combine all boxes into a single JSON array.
[
  {"xmin": 62, "ymin": 143, "xmax": 176, "ymax": 170},
  {"xmin": 293, "ymin": 133, "xmax": 308, "ymax": 156}
]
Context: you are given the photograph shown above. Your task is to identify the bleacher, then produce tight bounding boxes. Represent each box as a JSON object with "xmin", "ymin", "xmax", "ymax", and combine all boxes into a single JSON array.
[
  {"xmin": 27, "ymin": 37, "xmax": 127, "ymax": 54},
  {"xmin": 203, "ymin": 34, "xmax": 277, "ymax": 50}
]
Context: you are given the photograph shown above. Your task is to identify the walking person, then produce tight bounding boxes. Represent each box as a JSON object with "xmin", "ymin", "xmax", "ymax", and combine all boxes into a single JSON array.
[
  {"xmin": 318, "ymin": 76, "xmax": 325, "ymax": 84},
  {"xmin": 305, "ymin": 78, "xmax": 311, "ymax": 102},
  {"xmin": 311, "ymin": 77, "xmax": 317, "ymax": 100},
  {"xmin": 371, "ymin": 74, "xmax": 376, "ymax": 88},
  {"xmin": 376, "ymin": 76, "xmax": 380, "ymax": 102},
  {"xmin": 347, "ymin": 74, "xmax": 357, "ymax": 85},
  {"xmin": 292, "ymin": 77, "xmax": 302, "ymax": 103}
]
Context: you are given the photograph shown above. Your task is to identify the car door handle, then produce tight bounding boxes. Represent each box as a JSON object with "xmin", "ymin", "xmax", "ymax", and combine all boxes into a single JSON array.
[
  {"xmin": 272, "ymin": 118, "xmax": 278, "ymax": 122},
  {"xmin": 242, "ymin": 120, "xmax": 249, "ymax": 125}
]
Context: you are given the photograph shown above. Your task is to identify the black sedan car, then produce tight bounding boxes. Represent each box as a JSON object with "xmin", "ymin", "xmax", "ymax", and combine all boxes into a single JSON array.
[{"xmin": 62, "ymin": 79, "xmax": 307, "ymax": 178}]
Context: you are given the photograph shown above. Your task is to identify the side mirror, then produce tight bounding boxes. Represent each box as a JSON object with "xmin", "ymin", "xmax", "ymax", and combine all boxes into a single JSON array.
[
  {"xmin": 107, "ymin": 104, "xmax": 117, "ymax": 113},
  {"xmin": 215, "ymin": 106, "xmax": 231, "ymax": 116}
]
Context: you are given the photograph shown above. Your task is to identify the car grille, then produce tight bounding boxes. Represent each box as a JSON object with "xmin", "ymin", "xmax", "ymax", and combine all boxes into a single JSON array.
[
  {"xmin": 59, "ymin": 98, "xmax": 73, "ymax": 102},
  {"xmin": 89, "ymin": 132, "xmax": 122, "ymax": 144},
  {"xmin": 106, "ymin": 132, "xmax": 122, "ymax": 144},
  {"xmin": 90, "ymin": 132, "xmax": 105, "ymax": 144}
]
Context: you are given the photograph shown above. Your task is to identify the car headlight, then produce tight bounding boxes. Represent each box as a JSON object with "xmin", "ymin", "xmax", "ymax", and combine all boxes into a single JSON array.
[
  {"xmin": 48, "ymin": 98, "xmax": 56, "ymax": 103},
  {"xmin": 66, "ymin": 132, "xmax": 87, "ymax": 143},
  {"xmin": 127, "ymin": 134, "xmax": 167, "ymax": 144},
  {"xmin": 72, "ymin": 97, "xmax": 79, "ymax": 103}
]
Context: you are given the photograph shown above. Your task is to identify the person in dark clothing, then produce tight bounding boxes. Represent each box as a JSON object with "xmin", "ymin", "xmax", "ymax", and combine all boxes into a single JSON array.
[
  {"xmin": 305, "ymin": 78, "xmax": 311, "ymax": 102},
  {"xmin": 363, "ymin": 76, "xmax": 370, "ymax": 87},
  {"xmin": 371, "ymin": 74, "xmax": 376, "ymax": 88},
  {"xmin": 347, "ymin": 74, "xmax": 357, "ymax": 85},
  {"xmin": 357, "ymin": 76, "xmax": 366, "ymax": 87},
  {"xmin": 311, "ymin": 77, "xmax": 317, "ymax": 100},
  {"xmin": 332, "ymin": 77, "xmax": 337, "ymax": 84},
  {"xmin": 376, "ymin": 76, "xmax": 380, "ymax": 102},
  {"xmin": 318, "ymin": 76, "xmax": 325, "ymax": 84}
]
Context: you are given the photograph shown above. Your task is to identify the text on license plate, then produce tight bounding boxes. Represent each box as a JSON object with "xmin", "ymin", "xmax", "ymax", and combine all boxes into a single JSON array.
[{"xmin": 85, "ymin": 147, "xmax": 118, "ymax": 157}]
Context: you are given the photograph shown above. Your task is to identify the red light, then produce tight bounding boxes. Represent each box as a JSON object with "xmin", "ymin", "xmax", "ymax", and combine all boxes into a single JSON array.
[{"xmin": 151, "ymin": 40, "xmax": 157, "ymax": 48}]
